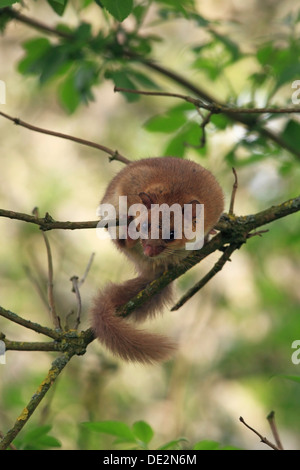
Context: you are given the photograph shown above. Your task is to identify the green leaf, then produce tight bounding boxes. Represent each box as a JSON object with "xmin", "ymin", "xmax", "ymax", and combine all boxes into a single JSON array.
[
  {"xmin": 74, "ymin": 61, "xmax": 98, "ymax": 102},
  {"xmin": 73, "ymin": 22, "xmax": 92, "ymax": 43},
  {"xmin": 100, "ymin": 0, "xmax": 133, "ymax": 22},
  {"xmin": 132, "ymin": 421, "xmax": 154, "ymax": 445},
  {"xmin": 132, "ymin": 4, "xmax": 148, "ymax": 25},
  {"xmin": 155, "ymin": 0, "xmax": 195, "ymax": 16},
  {"xmin": 164, "ymin": 121, "xmax": 207, "ymax": 158},
  {"xmin": 144, "ymin": 113, "xmax": 187, "ymax": 133},
  {"xmin": 210, "ymin": 113, "xmax": 230, "ymax": 130},
  {"xmin": 22, "ymin": 425, "xmax": 52, "ymax": 443},
  {"xmin": 277, "ymin": 374, "xmax": 300, "ymax": 384},
  {"xmin": 47, "ymin": 0, "xmax": 68, "ymax": 16},
  {"xmin": 34, "ymin": 435, "xmax": 62, "ymax": 448},
  {"xmin": 19, "ymin": 425, "xmax": 62, "ymax": 450},
  {"xmin": 256, "ymin": 42, "xmax": 274, "ymax": 65},
  {"xmin": 219, "ymin": 445, "xmax": 242, "ymax": 450},
  {"xmin": 0, "ymin": 0, "xmax": 21, "ymax": 6},
  {"xmin": 144, "ymin": 102, "xmax": 195, "ymax": 133},
  {"xmin": 105, "ymin": 69, "xmax": 139, "ymax": 102},
  {"xmin": 127, "ymin": 70, "xmax": 160, "ymax": 90},
  {"xmin": 158, "ymin": 438, "xmax": 188, "ymax": 450},
  {"xmin": 193, "ymin": 56, "xmax": 221, "ymax": 80},
  {"xmin": 58, "ymin": 70, "xmax": 80, "ymax": 113},
  {"xmin": 193, "ymin": 440, "xmax": 220, "ymax": 450},
  {"xmin": 275, "ymin": 62, "xmax": 300, "ymax": 90},
  {"xmin": 210, "ymin": 30, "xmax": 241, "ymax": 61},
  {"xmin": 82, "ymin": 421, "xmax": 136, "ymax": 441},
  {"xmin": 18, "ymin": 38, "xmax": 51, "ymax": 75},
  {"xmin": 0, "ymin": 7, "xmax": 13, "ymax": 32},
  {"xmin": 281, "ymin": 119, "xmax": 300, "ymax": 154}
]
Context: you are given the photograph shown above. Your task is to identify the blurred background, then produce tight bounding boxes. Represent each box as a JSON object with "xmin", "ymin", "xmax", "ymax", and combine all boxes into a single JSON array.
[{"xmin": 0, "ymin": 0, "xmax": 299, "ymax": 450}]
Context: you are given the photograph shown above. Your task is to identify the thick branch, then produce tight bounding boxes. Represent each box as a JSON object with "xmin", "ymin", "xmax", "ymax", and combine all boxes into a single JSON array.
[
  {"xmin": 0, "ymin": 306, "xmax": 62, "ymax": 340},
  {"xmin": 117, "ymin": 195, "xmax": 300, "ymax": 317},
  {"xmin": 2, "ymin": 338, "xmax": 61, "ymax": 352},
  {"xmin": 0, "ymin": 352, "xmax": 73, "ymax": 450},
  {"xmin": 0, "ymin": 208, "xmax": 98, "ymax": 231},
  {"xmin": 0, "ymin": 327, "xmax": 94, "ymax": 449}
]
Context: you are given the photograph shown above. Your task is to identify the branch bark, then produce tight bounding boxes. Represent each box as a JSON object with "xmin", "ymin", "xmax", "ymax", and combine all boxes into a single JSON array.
[
  {"xmin": 0, "ymin": 352, "xmax": 72, "ymax": 450},
  {"xmin": 0, "ymin": 111, "xmax": 130, "ymax": 165}
]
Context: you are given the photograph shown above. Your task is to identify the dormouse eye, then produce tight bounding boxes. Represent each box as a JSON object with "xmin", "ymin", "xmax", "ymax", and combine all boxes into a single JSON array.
[
  {"xmin": 141, "ymin": 221, "xmax": 149, "ymax": 237},
  {"xmin": 164, "ymin": 230, "xmax": 175, "ymax": 242}
]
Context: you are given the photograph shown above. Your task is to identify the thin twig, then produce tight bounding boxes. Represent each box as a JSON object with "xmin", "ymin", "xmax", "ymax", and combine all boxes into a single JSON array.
[
  {"xmin": 0, "ymin": 111, "xmax": 130, "ymax": 165},
  {"xmin": 171, "ymin": 243, "xmax": 240, "ymax": 311},
  {"xmin": 2, "ymin": 7, "xmax": 72, "ymax": 39},
  {"xmin": 0, "ymin": 431, "xmax": 17, "ymax": 450},
  {"xmin": 68, "ymin": 254, "xmax": 95, "ymax": 329},
  {"xmin": 23, "ymin": 263, "xmax": 49, "ymax": 311},
  {"xmin": 114, "ymin": 86, "xmax": 300, "ymax": 115},
  {"xmin": 229, "ymin": 168, "xmax": 238, "ymax": 215},
  {"xmin": 267, "ymin": 411, "xmax": 284, "ymax": 450},
  {"xmin": 33, "ymin": 208, "xmax": 61, "ymax": 329},
  {"xmin": 199, "ymin": 110, "xmax": 212, "ymax": 148},
  {"xmin": 42, "ymin": 230, "xmax": 61, "ymax": 329},
  {"xmin": 78, "ymin": 252, "xmax": 95, "ymax": 288},
  {"xmin": 246, "ymin": 229, "xmax": 269, "ymax": 238},
  {"xmin": 70, "ymin": 276, "xmax": 81, "ymax": 329},
  {"xmin": 239, "ymin": 416, "xmax": 280, "ymax": 450}
]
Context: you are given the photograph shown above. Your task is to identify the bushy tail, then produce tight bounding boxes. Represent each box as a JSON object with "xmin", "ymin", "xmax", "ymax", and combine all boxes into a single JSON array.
[{"xmin": 90, "ymin": 277, "xmax": 175, "ymax": 364}]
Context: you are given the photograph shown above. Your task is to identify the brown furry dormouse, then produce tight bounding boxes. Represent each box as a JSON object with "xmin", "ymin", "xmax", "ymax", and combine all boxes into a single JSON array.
[{"xmin": 91, "ymin": 157, "xmax": 224, "ymax": 364}]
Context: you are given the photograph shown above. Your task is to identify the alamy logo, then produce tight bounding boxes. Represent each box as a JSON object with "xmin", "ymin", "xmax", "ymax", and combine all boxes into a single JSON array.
[
  {"xmin": 291, "ymin": 340, "xmax": 300, "ymax": 365},
  {"xmin": 96, "ymin": 197, "xmax": 205, "ymax": 250},
  {"xmin": 291, "ymin": 80, "xmax": 300, "ymax": 105},
  {"xmin": 0, "ymin": 340, "xmax": 6, "ymax": 364},
  {"xmin": 0, "ymin": 80, "xmax": 6, "ymax": 105}
]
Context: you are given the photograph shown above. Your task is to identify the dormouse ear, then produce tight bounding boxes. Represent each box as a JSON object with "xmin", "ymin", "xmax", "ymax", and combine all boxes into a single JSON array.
[
  {"xmin": 183, "ymin": 200, "xmax": 201, "ymax": 219},
  {"xmin": 139, "ymin": 192, "xmax": 157, "ymax": 209}
]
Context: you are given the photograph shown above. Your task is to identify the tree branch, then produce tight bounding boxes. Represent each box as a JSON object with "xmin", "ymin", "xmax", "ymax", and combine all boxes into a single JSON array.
[
  {"xmin": 267, "ymin": 411, "xmax": 284, "ymax": 451},
  {"xmin": 239, "ymin": 416, "xmax": 280, "ymax": 450},
  {"xmin": 114, "ymin": 87, "xmax": 300, "ymax": 115},
  {"xmin": 131, "ymin": 57, "xmax": 300, "ymax": 161},
  {"xmin": 0, "ymin": 327, "xmax": 94, "ymax": 449},
  {"xmin": 117, "ymin": 195, "xmax": 300, "ymax": 318},
  {"xmin": 0, "ymin": 208, "xmax": 98, "ymax": 231},
  {"xmin": 1, "ymin": 336, "xmax": 62, "ymax": 352},
  {"xmin": 0, "ymin": 111, "xmax": 130, "ymax": 165},
  {"xmin": 0, "ymin": 352, "xmax": 73, "ymax": 450},
  {"xmin": 0, "ymin": 306, "xmax": 62, "ymax": 340}
]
